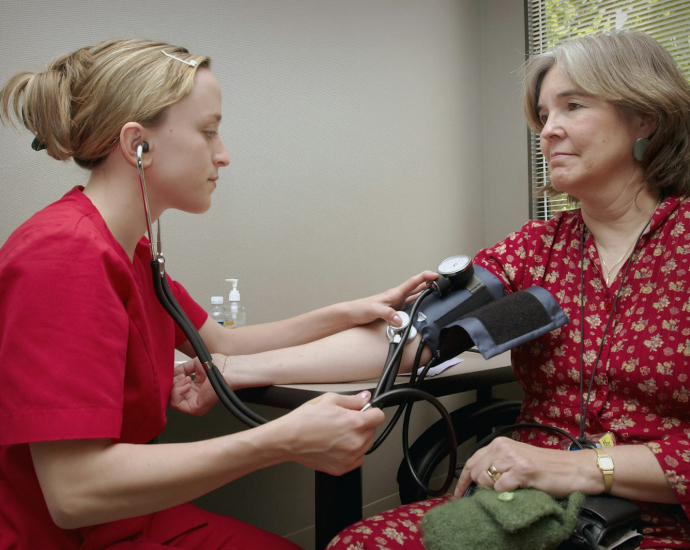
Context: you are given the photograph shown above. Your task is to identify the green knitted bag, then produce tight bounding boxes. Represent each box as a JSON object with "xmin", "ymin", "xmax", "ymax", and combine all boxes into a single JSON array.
[{"xmin": 422, "ymin": 488, "xmax": 585, "ymax": 550}]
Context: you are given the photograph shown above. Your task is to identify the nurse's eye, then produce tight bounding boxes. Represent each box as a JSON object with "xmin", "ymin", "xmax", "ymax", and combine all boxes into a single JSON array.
[
  {"xmin": 567, "ymin": 102, "xmax": 583, "ymax": 111},
  {"xmin": 538, "ymin": 112, "xmax": 548, "ymax": 125}
]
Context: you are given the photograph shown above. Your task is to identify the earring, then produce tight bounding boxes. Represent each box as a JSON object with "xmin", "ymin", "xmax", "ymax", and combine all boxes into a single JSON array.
[{"xmin": 633, "ymin": 137, "xmax": 650, "ymax": 162}]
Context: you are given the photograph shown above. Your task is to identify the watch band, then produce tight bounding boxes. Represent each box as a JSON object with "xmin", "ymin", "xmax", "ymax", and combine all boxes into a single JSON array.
[{"xmin": 594, "ymin": 448, "xmax": 614, "ymax": 493}]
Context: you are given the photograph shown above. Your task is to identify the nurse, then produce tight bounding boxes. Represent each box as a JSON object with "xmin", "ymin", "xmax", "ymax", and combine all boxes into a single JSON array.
[{"xmin": 0, "ymin": 39, "xmax": 436, "ymax": 549}]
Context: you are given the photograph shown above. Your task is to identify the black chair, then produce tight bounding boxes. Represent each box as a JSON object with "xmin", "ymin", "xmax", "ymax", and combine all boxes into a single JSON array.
[
  {"xmin": 396, "ymin": 399, "xmax": 644, "ymax": 550},
  {"xmin": 396, "ymin": 398, "xmax": 522, "ymax": 504}
]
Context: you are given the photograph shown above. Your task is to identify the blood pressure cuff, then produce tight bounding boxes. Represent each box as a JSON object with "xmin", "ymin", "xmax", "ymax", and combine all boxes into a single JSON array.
[{"xmin": 410, "ymin": 266, "xmax": 569, "ymax": 361}]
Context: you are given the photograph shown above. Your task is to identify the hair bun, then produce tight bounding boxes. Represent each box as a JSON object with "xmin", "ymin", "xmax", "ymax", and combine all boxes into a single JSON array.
[{"xmin": 2, "ymin": 38, "xmax": 209, "ymax": 169}]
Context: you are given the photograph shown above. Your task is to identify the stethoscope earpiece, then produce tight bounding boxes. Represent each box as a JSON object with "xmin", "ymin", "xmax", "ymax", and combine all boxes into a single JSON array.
[{"xmin": 141, "ymin": 141, "xmax": 149, "ymax": 153}]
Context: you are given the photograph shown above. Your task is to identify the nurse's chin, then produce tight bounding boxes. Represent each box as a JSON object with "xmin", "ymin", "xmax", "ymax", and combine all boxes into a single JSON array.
[{"xmin": 181, "ymin": 198, "xmax": 213, "ymax": 215}]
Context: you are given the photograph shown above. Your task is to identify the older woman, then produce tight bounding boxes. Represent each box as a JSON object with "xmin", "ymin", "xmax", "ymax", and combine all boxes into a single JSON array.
[{"xmin": 329, "ymin": 30, "xmax": 690, "ymax": 550}]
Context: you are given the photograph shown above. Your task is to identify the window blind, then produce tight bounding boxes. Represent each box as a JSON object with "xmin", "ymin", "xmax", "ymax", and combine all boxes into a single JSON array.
[{"xmin": 526, "ymin": 0, "xmax": 690, "ymax": 220}]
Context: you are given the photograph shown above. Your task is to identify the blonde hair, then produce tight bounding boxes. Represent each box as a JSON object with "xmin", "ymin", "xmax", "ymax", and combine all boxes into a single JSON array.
[
  {"xmin": 0, "ymin": 39, "xmax": 210, "ymax": 168},
  {"xmin": 523, "ymin": 30, "xmax": 690, "ymax": 198}
]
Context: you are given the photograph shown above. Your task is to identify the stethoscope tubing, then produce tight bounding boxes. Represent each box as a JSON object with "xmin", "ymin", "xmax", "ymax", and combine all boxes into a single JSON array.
[
  {"xmin": 151, "ymin": 257, "xmax": 266, "ymax": 427},
  {"xmin": 366, "ymin": 288, "xmax": 458, "ymax": 496},
  {"xmin": 137, "ymin": 145, "xmax": 268, "ymax": 427},
  {"xmin": 370, "ymin": 387, "xmax": 457, "ymax": 496},
  {"xmin": 373, "ymin": 287, "xmax": 435, "ymax": 399}
]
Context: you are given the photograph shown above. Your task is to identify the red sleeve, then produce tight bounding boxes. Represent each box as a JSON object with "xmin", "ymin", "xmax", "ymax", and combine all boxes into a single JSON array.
[
  {"xmin": 474, "ymin": 217, "xmax": 567, "ymax": 294},
  {"xmin": 474, "ymin": 222, "xmax": 536, "ymax": 293},
  {"xmin": 0, "ymin": 221, "xmax": 132, "ymax": 445}
]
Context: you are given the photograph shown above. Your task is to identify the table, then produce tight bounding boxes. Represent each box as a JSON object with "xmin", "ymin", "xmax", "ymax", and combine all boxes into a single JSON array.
[{"xmin": 236, "ymin": 350, "xmax": 514, "ymax": 549}]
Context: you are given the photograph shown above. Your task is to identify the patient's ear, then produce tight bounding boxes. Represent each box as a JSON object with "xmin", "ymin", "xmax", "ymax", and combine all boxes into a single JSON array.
[{"xmin": 638, "ymin": 114, "xmax": 657, "ymax": 138}]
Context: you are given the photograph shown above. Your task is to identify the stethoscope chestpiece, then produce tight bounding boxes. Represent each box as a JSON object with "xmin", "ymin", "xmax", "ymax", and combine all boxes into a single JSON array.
[{"xmin": 386, "ymin": 310, "xmax": 417, "ymax": 344}]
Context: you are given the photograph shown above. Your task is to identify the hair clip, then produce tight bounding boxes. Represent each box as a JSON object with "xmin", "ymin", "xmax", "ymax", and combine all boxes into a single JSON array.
[
  {"xmin": 31, "ymin": 137, "xmax": 46, "ymax": 151},
  {"xmin": 162, "ymin": 50, "xmax": 197, "ymax": 67}
]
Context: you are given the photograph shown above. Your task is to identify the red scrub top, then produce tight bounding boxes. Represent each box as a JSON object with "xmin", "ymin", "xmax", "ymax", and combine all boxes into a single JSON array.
[{"xmin": 0, "ymin": 187, "xmax": 207, "ymax": 549}]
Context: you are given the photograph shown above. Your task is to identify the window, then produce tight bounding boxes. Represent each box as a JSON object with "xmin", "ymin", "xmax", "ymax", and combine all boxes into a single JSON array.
[{"xmin": 526, "ymin": 0, "xmax": 690, "ymax": 220}]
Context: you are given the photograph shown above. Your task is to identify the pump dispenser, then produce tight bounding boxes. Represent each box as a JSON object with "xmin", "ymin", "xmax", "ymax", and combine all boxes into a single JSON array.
[{"xmin": 223, "ymin": 279, "xmax": 246, "ymax": 329}]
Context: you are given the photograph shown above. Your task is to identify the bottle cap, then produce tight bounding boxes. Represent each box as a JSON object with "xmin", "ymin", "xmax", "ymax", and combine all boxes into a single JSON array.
[
  {"xmin": 226, "ymin": 279, "xmax": 241, "ymax": 302},
  {"xmin": 211, "ymin": 296, "xmax": 223, "ymax": 305}
]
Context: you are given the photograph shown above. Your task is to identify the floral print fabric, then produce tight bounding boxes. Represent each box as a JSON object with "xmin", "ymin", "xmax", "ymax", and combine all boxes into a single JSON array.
[
  {"xmin": 327, "ymin": 496, "xmax": 450, "ymax": 549},
  {"xmin": 472, "ymin": 195, "xmax": 690, "ymax": 548}
]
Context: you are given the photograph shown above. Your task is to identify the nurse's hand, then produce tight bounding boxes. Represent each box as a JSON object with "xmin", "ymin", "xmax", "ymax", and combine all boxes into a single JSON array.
[
  {"xmin": 343, "ymin": 270, "xmax": 438, "ymax": 328},
  {"xmin": 276, "ymin": 391, "xmax": 386, "ymax": 475},
  {"xmin": 169, "ymin": 353, "xmax": 226, "ymax": 416}
]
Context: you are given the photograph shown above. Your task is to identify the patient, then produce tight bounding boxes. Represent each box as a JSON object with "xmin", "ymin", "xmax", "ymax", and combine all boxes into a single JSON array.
[
  {"xmin": 328, "ymin": 30, "xmax": 690, "ymax": 549},
  {"xmin": 0, "ymin": 39, "xmax": 436, "ymax": 548}
]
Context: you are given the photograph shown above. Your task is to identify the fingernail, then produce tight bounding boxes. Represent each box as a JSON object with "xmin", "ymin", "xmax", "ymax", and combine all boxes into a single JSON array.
[
  {"xmin": 358, "ymin": 391, "xmax": 370, "ymax": 399},
  {"xmin": 392, "ymin": 315, "xmax": 402, "ymax": 326}
]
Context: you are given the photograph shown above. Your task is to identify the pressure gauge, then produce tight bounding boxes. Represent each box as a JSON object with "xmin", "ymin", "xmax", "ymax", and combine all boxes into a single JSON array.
[
  {"xmin": 438, "ymin": 254, "xmax": 472, "ymax": 277},
  {"xmin": 437, "ymin": 254, "xmax": 474, "ymax": 290}
]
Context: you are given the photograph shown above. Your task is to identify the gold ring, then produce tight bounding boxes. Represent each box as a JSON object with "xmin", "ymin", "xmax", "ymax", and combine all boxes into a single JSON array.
[{"xmin": 487, "ymin": 464, "xmax": 500, "ymax": 482}]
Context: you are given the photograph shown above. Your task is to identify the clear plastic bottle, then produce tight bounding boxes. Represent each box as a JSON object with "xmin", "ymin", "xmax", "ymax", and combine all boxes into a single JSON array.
[
  {"xmin": 223, "ymin": 279, "xmax": 246, "ymax": 329},
  {"xmin": 209, "ymin": 296, "xmax": 225, "ymax": 326}
]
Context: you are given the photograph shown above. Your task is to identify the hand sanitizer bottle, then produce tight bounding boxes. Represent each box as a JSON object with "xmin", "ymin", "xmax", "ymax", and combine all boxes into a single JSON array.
[
  {"xmin": 223, "ymin": 279, "xmax": 246, "ymax": 329},
  {"xmin": 209, "ymin": 296, "xmax": 225, "ymax": 326}
]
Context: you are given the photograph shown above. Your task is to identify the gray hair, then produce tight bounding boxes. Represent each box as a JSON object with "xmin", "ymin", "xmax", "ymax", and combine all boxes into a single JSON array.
[{"xmin": 523, "ymin": 30, "xmax": 690, "ymax": 198}]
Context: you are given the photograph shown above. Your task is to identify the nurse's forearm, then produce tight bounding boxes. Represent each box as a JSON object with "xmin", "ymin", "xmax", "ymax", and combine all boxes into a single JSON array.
[
  {"xmin": 192, "ymin": 270, "xmax": 439, "ymax": 358},
  {"xmin": 30, "ymin": 431, "xmax": 285, "ymax": 529},
  {"xmin": 30, "ymin": 392, "xmax": 383, "ymax": 530},
  {"xmin": 210, "ymin": 301, "xmax": 361, "ymax": 355},
  {"xmin": 181, "ymin": 304, "xmax": 364, "ymax": 360}
]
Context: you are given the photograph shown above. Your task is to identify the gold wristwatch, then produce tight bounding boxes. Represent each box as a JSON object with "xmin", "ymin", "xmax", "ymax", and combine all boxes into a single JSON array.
[{"xmin": 594, "ymin": 448, "xmax": 614, "ymax": 493}]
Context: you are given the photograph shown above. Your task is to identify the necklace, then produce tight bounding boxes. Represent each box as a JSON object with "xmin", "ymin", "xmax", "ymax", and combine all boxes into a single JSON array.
[
  {"xmin": 596, "ymin": 201, "xmax": 660, "ymax": 287},
  {"xmin": 598, "ymin": 244, "xmax": 634, "ymax": 287}
]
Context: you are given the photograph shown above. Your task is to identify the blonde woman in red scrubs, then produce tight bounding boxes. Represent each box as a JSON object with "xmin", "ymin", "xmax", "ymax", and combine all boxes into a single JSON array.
[{"xmin": 0, "ymin": 39, "xmax": 436, "ymax": 549}]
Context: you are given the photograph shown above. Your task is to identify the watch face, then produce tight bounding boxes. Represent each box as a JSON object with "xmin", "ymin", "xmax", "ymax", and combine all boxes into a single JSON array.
[
  {"xmin": 598, "ymin": 456, "xmax": 614, "ymax": 470},
  {"xmin": 438, "ymin": 254, "xmax": 471, "ymax": 276}
]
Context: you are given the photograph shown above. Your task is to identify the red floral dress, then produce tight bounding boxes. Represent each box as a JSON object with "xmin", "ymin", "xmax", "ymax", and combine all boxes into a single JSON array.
[{"xmin": 329, "ymin": 196, "xmax": 690, "ymax": 549}]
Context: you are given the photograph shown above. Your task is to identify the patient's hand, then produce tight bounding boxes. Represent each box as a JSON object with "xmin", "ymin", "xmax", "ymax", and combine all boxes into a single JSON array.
[{"xmin": 454, "ymin": 436, "xmax": 590, "ymax": 499}]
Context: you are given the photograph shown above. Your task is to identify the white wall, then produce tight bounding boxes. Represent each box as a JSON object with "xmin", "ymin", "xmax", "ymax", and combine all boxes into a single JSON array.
[
  {"xmin": 0, "ymin": 0, "xmax": 529, "ymax": 548},
  {"xmin": 482, "ymin": 0, "xmax": 531, "ymax": 245}
]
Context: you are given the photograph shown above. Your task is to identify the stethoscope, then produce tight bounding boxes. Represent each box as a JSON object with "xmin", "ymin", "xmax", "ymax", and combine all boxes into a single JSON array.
[
  {"xmin": 136, "ymin": 143, "xmax": 266, "ymax": 427},
  {"xmin": 136, "ymin": 143, "xmax": 463, "ymax": 495},
  {"xmin": 362, "ymin": 254, "xmax": 480, "ymax": 496}
]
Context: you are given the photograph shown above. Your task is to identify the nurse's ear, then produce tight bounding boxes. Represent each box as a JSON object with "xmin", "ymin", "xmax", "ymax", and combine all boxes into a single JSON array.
[{"xmin": 119, "ymin": 122, "xmax": 152, "ymax": 168}]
